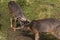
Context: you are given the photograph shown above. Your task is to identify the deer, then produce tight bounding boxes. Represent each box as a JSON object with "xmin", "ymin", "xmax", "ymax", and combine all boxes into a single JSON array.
[
  {"xmin": 8, "ymin": 1, "xmax": 29, "ymax": 31},
  {"xmin": 13, "ymin": 18, "xmax": 60, "ymax": 40}
]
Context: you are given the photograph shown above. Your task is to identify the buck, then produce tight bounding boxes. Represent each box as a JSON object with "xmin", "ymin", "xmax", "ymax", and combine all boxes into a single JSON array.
[
  {"xmin": 14, "ymin": 18, "xmax": 60, "ymax": 40},
  {"xmin": 8, "ymin": 1, "xmax": 29, "ymax": 31}
]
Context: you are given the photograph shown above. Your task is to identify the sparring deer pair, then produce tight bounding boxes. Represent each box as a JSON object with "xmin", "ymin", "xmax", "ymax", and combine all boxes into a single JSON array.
[{"xmin": 8, "ymin": 1, "xmax": 60, "ymax": 40}]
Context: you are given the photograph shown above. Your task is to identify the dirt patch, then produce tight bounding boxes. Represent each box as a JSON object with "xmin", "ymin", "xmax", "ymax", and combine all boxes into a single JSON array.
[{"xmin": 7, "ymin": 29, "xmax": 33, "ymax": 40}]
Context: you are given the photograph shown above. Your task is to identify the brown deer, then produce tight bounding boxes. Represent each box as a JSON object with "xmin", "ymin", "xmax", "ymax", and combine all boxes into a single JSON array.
[
  {"xmin": 8, "ymin": 1, "xmax": 29, "ymax": 31},
  {"xmin": 14, "ymin": 18, "xmax": 60, "ymax": 40}
]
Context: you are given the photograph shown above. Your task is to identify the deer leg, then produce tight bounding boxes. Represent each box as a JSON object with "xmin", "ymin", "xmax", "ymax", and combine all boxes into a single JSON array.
[
  {"xmin": 33, "ymin": 29, "xmax": 39, "ymax": 40},
  {"xmin": 10, "ymin": 17, "xmax": 13, "ymax": 28},
  {"xmin": 35, "ymin": 32, "xmax": 39, "ymax": 40},
  {"xmin": 13, "ymin": 17, "xmax": 17, "ymax": 31},
  {"xmin": 13, "ymin": 27, "xmax": 23, "ymax": 29}
]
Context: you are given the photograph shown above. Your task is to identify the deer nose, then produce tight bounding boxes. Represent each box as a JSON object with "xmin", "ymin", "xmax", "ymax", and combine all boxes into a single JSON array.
[{"xmin": 23, "ymin": 20, "xmax": 30, "ymax": 25}]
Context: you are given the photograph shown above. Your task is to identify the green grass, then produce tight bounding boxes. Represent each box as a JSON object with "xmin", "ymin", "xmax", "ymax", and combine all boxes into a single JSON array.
[{"xmin": 0, "ymin": 1, "xmax": 10, "ymax": 40}]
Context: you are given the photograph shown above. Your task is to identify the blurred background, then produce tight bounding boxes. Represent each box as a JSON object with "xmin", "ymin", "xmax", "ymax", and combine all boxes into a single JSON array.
[{"xmin": 0, "ymin": 0, "xmax": 60, "ymax": 40}]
